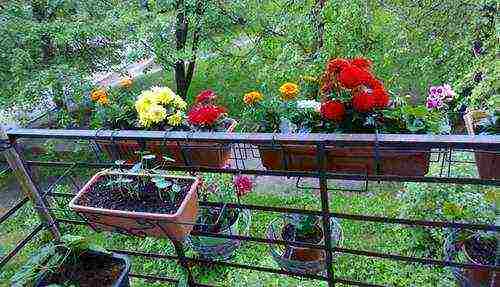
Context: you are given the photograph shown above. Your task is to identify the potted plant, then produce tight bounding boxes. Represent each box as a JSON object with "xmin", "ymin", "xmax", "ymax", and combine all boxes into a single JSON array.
[
  {"xmin": 11, "ymin": 235, "xmax": 130, "ymax": 287},
  {"xmin": 267, "ymin": 214, "xmax": 342, "ymax": 274},
  {"xmin": 242, "ymin": 58, "xmax": 450, "ymax": 176},
  {"xmin": 447, "ymin": 230, "xmax": 499, "ymax": 287},
  {"xmin": 187, "ymin": 174, "xmax": 252, "ymax": 260},
  {"xmin": 69, "ymin": 156, "xmax": 201, "ymax": 240},
  {"xmin": 91, "ymin": 81, "xmax": 237, "ymax": 167},
  {"xmin": 464, "ymin": 110, "xmax": 499, "ymax": 179}
]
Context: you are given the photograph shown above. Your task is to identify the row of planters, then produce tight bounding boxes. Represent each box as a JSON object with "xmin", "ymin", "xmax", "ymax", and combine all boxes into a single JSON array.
[{"xmin": 80, "ymin": 57, "xmax": 498, "ymax": 178}]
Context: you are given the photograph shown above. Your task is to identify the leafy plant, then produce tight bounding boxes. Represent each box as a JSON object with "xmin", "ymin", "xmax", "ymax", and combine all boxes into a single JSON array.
[{"xmin": 11, "ymin": 235, "xmax": 107, "ymax": 287}]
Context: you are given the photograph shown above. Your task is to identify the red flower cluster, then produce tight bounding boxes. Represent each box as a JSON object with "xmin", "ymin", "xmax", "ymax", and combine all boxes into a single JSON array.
[
  {"xmin": 187, "ymin": 104, "xmax": 226, "ymax": 126},
  {"xmin": 322, "ymin": 57, "xmax": 390, "ymax": 114},
  {"xmin": 195, "ymin": 89, "xmax": 217, "ymax": 105},
  {"xmin": 233, "ymin": 175, "xmax": 253, "ymax": 197},
  {"xmin": 321, "ymin": 100, "xmax": 345, "ymax": 121}
]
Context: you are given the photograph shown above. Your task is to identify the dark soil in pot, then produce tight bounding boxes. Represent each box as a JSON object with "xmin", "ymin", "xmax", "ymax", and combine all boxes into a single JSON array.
[
  {"xmin": 194, "ymin": 208, "xmax": 239, "ymax": 234},
  {"xmin": 281, "ymin": 224, "xmax": 324, "ymax": 261},
  {"xmin": 75, "ymin": 175, "xmax": 193, "ymax": 214},
  {"xmin": 38, "ymin": 252, "xmax": 126, "ymax": 287},
  {"xmin": 464, "ymin": 236, "xmax": 496, "ymax": 265},
  {"xmin": 463, "ymin": 235, "xmax": 498, "ymax": 286}
]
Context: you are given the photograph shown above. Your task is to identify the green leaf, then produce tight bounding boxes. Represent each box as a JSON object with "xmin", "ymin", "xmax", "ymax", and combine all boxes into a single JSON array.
[{"xmin": 171, "ymin": 184, "xmax": 181, "ymax": 193}]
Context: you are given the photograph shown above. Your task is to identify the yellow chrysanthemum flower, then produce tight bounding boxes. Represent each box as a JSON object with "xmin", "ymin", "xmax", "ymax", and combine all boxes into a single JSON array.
[
  {"xmin": 139, "ymin": 104, "xmax": 167, "ymax": 127},
  {"xmin": 135, "ymin": 91, "xmax": 155, "ymax": 114},
  {"xmin": 244, "ymin": 91, "xmax": 263, "ymax": 105},
  {"xmin": 279, "ymin": 83, "xmax": 299, "ymax": 100},
  {"xmin": 167, "ymin": 111, "xmax": 184, "ymax": 126},
  {"xmin": 151, "ymin": 86, "xmax": 175, "ymax": 105},
  {"xmin": 173, "ymin": 95, "xmax": 188, "ymax": 110}
]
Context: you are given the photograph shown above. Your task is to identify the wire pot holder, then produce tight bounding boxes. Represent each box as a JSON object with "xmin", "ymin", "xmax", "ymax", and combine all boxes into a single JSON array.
[
  {"xmin": 267, "ymin": 217, "xmax": 343, "ymax": 275},
  {"xmin": 444, "ymin": 229, "xmax": 499, "ymax": 287},
  {"xmin": 187, "ymin": 209, "xmax": 252, "ymax": 260}
]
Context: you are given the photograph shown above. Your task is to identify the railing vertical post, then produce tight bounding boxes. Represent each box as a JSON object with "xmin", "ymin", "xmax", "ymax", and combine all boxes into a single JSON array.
[
  {"xmin": 317, "ymin": 141, "xmax": 335, "ymax": 287},
  {"xmin": 172, "ymin": 239, "xmax": 195, "ymax": 286},
  {"xmin": 0, "ymin": 127, "xmax": 61, "ymax": 240}
]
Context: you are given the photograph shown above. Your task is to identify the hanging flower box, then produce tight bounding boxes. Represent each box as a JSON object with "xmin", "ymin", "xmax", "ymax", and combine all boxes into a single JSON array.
[
  {"xmin": 258, "ymin": 144, "xmax": 430, "ymax": 176},
  {"xmin": 90, "ymin": 86, "xmax": 237, "ymax": 167},
  {"xmin": 96, "ymin": 118, "xmax": 237, "ymax": 167},
  {"xmin": 241, "ymin": 58, "xmax": 451, "ymax": 177},
  {"xmin": 69, "ymin": 170, "xmax": 200, "ymax": 240},
  {"xmin": 464, "ymin": 110, "xmax": 499, "ymax": 179}
]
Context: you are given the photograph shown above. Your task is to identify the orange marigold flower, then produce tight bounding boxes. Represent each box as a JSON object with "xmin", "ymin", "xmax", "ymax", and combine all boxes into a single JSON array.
[
  {"xmin": 119, "ymin": 78, "xmax": 133, "ymax": 89},
  {"xmin": 91, "ymin": 89, "xmax": 107, "ymax": 102},
  {"xmin": 279, "ymin": 83, "xmax": 299, "ymax": 100},
  {"xmin": 244, "ymin": 91, "xmax": 263, "ymax": 105},
  {"xmin": 97, "ymin": 95, "xmax": 110, "ymax": 105}
]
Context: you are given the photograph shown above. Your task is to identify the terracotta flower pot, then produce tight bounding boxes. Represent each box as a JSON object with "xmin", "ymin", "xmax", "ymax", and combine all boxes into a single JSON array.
[
  {"xmin": 96, "ymin": 119, "xmax": 237, "ymax": 168},
  {"xmin": 464, "ymin": 110, "xmax": 500, "ymax": 180},
  {"xmin": 69, "ymin": 171, "xmax": 200, "ymax": 241},
  {"xmin": 259, "ymin": 144, "xmax": 430, "ymax": 176}
]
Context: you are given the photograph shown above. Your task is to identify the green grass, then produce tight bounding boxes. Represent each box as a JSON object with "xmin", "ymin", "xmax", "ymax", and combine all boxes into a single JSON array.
[{"xmin": 0, "ymin": 176, "xmax": 458, "ymax": 287}]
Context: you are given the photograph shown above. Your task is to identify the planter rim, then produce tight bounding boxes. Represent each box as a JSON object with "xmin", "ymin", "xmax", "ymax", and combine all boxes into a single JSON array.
[{"xmin": 69, "ymin": 170, "xmax": 200, "ymax": 221}]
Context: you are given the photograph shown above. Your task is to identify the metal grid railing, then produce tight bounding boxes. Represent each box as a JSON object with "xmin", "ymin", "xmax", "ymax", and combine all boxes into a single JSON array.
[{"xmin": 1, "ymin": 128, "xmax": 499, "ymax": 286}]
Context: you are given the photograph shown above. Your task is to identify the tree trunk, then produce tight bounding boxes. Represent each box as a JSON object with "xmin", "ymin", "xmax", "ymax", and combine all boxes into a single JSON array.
[
  {"xmin": 311, "ymin": 0, "xmax": 326, "ymax": 57},
  {"xmin": 174, "ymin": 0, "xmax": 189, "ymax": 99}
]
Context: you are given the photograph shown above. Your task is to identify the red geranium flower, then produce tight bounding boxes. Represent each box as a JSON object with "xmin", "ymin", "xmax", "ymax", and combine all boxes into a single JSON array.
[
  {"xmin": 195, "ymin": 89, "xmax": 217, "ymax": 104},
  {"xmin": 188, "ymin": 104, "xmax": 226, "ymax": 126},
  {"xmin": 327, "ymin": 58, "xmax": 350, "ymax": 74},
  {"xmin": 372, "ymin": 88, "xmax": 390, "ymax": 109},
  {"xmin": 350, "ymin": 57, "xmax": 372, "ymax": 70},
  {"xmin": 320, "ymin": 100, "xmax": 345, "ymax": 121},
  {"xmin": 234, "ymin": 175, "xmax": 253, "ymax": 197},
  {"xmin": 352, "ymin": 91, "xmax": 375, "ymax": 112},
  {"xmin": 336, "ymin": 65, "xmax": 374, "ymax": 89}
]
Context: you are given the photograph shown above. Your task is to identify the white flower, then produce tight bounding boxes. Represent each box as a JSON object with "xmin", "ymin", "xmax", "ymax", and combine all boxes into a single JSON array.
[{"xmin": 297, "ymin": 100, "xmax": 321, "ymax": 112}]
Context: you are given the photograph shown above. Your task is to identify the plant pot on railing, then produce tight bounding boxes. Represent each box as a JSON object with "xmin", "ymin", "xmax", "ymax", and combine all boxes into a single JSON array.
[
  {"xmin": 445, "ymin": 230, "xmax": 499, "ymax": 287},
  {"xmin": 188, "ymin": 208, "xmax": 252, "ymax": 260},
  {"xmin": 96, "ymin": 119, "xmax": 237, "ymax": 168},
  {"xmin": 267, "ymin": 216, "xmax": 342, "ymax": 274},
  {"xmin": 69, "ymin": 170, "xmax": 200, "ymax": 241},
  {"xmin": 36, "ymin": 251, "xmax": 131, "ymax": 287},
  {"xmin": 464, "ymin": 110, "xmax": 499, "ymax": 180},
  {"xmin": 258, "ymin": 144, "xmax": 430, "ymax": 176}
]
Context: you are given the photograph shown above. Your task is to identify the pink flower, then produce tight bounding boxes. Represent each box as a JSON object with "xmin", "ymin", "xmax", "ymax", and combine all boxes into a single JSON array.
[
  {"xmin": 426, "ymin": 98, "xmax": 443, "ymax": 109},
  {"xmin": 233, "ymin": 175, "xmax": 253, "ymax": 197},
  {"xmin": 442, "ymin": 84, "xmax": 455, "ymax": 102}
]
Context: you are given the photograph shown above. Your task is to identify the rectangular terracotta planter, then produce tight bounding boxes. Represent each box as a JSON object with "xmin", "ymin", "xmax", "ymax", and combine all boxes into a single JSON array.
[
  {"xmin": 464, "ymin": 110, "xmax": 500, "ymax": 180},
  {"xmin": 96, "ymin": 119, "xmax": 237, "ymax": 168},
  {"xmin": 69, "ymin": 171, "xmax": 200, "ymax": 241},
  {"xmin": 258, "ymin": 144, "xmax": 430, "ymax": 176}
]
